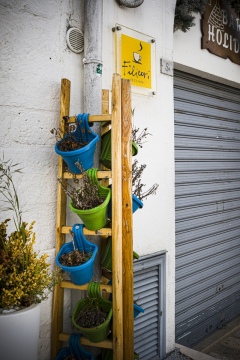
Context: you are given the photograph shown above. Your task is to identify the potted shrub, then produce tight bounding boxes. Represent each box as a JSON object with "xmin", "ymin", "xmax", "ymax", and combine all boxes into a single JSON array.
[
  {"xmin": 72, "ymin": 282, "xmax": 112, "ymax": 343},
  {"xmin": 58, "ymin": 166, "xmax": 111, "ymax": 231},
  {"xmin": 56, "ymin": 224, "xmax": 98, "ymax": 285},
  {"xmin": 52, "ymin": 113, "xmax": 99, "ymax": 174},
  {"xmin": 0, "ymin": 158, "xmax": 61, "ymax": 360}
]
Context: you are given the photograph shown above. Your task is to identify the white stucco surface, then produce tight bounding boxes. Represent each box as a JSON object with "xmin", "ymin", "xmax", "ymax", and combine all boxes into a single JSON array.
[
  {"xmin": 0, "ymin": 1, "xmax": 84, "ymax": 358},
  {"xmin": 0, "ymin": 0, "xmax": 177, "ymax": 358}
]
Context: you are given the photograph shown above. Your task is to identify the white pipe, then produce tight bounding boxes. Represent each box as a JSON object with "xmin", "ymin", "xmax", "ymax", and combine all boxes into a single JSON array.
[
  {"xmin": 82, "ymin": 1, "xmax": 103, "ymax": 287},
  {"xmin": 116, "ymin": 0, "xmax": 144, "ymax": 7},
  {"xmin": 83, "ymin": 0, "xmax": 103, "ymax": 145}
]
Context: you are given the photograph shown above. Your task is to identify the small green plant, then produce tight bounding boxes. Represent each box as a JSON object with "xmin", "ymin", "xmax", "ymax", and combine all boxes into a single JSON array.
[
  {"xmin": 58, "ymin": 162, "xmax": 104, "ymax": 210},
  {"xmin": 0, "ymin": 158, "xmax": 61, "ymax": 310}
]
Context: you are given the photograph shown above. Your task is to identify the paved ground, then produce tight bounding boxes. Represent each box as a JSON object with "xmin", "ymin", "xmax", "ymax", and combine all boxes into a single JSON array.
[
  {"xmin": 164, "ymin": 315, "xmax": 240, "ymax": 360},
  {"xmin": 192, "ymin": 315, "xmax": 240, "ymax": 360}
]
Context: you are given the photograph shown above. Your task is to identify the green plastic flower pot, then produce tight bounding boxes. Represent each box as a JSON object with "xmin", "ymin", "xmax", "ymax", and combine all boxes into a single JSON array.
[
  {"xmin": 69, "ymin": 169, "xmax": 111, "ymax": 231},
  {"xmin": 72, "ymin": 282, "xmax": 112, "ymax": 343},
  {"xmin": 100, "ymin": 129, "xmax": 138, "ymax": 169},
  {"xmin": 101, "ymin": 237, "xmax": 139, "ymax": 272}
]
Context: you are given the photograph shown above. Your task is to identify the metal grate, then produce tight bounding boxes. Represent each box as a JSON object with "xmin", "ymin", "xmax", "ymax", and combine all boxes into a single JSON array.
[
  {"xmin": 134, "ymin": 251, "xmax": 166, "ymax": 360},
  {"xmin": 66, "ymin": 28, "xmax": 84, "ymax": 54}
]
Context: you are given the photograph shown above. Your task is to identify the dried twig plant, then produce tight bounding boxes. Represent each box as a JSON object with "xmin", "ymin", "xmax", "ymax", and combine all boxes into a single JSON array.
[
  {"xmin": 132, "ymin": 159, "xmax": 159, "ymax": 201},
  {"xmin": 58, "ymin": 162, "xmax": 104, "ymax": 210},
  {"xmin": 51, "ymin": 121, "xmax": 88, "ymax": 152},
  {"xmin": 131, "ymin": 120, "xmax": 159, "ymax": 201}
]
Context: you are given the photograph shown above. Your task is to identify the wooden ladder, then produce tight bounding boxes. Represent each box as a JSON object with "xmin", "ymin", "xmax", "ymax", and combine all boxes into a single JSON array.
[{"xmin": 51, "ymin": 74, "xmax": 134, "ymax": 360}]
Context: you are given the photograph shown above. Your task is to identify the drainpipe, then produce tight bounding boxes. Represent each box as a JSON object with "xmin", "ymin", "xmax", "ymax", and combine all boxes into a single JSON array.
[
  {"xmin": 83, "ymin": 0, "xmax": 103, "ymax": 165},
  {"xmin": 116, "ymin": 0, "xmax": 144, "ymax": 7},
  {"xmin": 83, "ymin": 0, "xmax": 103, "ymax": 285}
]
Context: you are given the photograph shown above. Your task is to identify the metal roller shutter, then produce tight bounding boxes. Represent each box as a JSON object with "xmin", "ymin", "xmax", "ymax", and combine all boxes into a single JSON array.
[
  {"xmin": 134, "ymin": 252, "xmax": 166, "ymax": 360},
  {"xmin": 174, "ymin": 70, "xmax": 240, "ymax": 347}
]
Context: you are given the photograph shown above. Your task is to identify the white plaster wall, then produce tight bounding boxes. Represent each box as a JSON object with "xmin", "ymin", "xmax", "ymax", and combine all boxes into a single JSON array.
[
  {"xmin": 173, "ymin": 13, "xmax": 240, "ymax": 87},
  {"xmin": 102, "ymin": 0, "xmax": 176, "ymax": 353},
  {"xmin": 0, "ymin": 0, "xmax": 177, "ymax": 358},
  {"xmin": 0, "ymin": 1, "xmax": 84, "ymax": 359}
]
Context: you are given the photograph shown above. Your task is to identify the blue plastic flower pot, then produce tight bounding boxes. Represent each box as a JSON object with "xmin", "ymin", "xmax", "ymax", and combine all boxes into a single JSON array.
[
  {"xmin": 55, "ymin": 113, "xmax": 99, "ymax": 174},
  {"xmin": 132, "ymin": 194, "xmax": 143, "ymax": 213},
  {"xmin": 134, "ymin": 303, "xmax": 145, "ymax": 319},
  {"xmin": 55, "ymin": 333, "xmax": 94, "ymax": 360},
  {"xmin": 56, "ymin": 224, "xmax": 98, "ymax": 285},
  {"xmin": 107, "ymin": 192, "xmax": 143, "ymax": 219}
]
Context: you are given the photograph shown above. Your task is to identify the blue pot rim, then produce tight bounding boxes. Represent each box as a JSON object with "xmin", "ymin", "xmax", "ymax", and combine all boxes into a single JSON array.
[
  {"xmin": 132, "ymin": 194, "xmax": 143, "ymax": 208},
  {"xmin": 134, "ymin": 303, "xmax": 145, "ymax": 313},
  {"xmin": 56, "ymin": 241, "xmax": 98, "ymax": 273},
  {"xmin": 55, "ymin": 133, "xmax": 99, "ymax": 157}
]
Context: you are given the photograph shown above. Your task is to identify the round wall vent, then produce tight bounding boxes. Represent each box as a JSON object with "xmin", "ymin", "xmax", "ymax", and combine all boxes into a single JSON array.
[{"xmin": 66, "ymin": 28, "xmax": 84, "ymax": 54}]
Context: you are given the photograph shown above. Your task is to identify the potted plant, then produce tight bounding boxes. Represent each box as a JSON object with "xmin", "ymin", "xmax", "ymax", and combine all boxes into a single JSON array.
[
  {"xmin": 0, "ymin": 158, "xmax": 61, "ymax": 360},
  {"xmin": 52, "ymin": 113, "xmax": 99, "ymax": 174},
  {"xmin": 58, "ymin": 165, "xmax": 111, "ymax": 231},
  {"xmin": 72, "ymin": 281, "xmax": 112, "ymax": 343},
  {"xmin": 56, "ymin": 224, "xmax": 98, "ymax": 285}
]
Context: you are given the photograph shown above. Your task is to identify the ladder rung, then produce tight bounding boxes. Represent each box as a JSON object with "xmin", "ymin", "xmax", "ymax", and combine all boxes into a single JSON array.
[
  {"xmin": 61, "ymin": 226, "xmax": 112, "ymax": 236},
  {"xmin": 59, "ymin": 332, "xmax": 113, "ymax": 349},
  {"xmin": 60, "ymin": 280, "xmax": 112, "ymax": 292},
  {"xmin": 65, "ymin": 114, "xmax": 112, "ymax": 123},
  {"xmin": 63, "ymin": 170, "xmax": 112, "ymax": 179}
]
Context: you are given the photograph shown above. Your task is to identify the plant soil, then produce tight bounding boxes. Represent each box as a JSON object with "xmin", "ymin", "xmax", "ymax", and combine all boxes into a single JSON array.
[
  {"xmin": 75, "ymin": 307, "xmax": 108, "ymax": 328},
  {"xmin": 59, "ymin": 250, "xmax": 91, "ymax": 267},
  {"xmin": 58, "ymin": 137, "xmax": 88, "ymax": 152}
]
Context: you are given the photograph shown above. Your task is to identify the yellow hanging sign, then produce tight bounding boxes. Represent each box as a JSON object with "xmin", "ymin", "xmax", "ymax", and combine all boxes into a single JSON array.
[{"xmin": 121, "ymin": 34, "xmax": 151, "ymax": 89}]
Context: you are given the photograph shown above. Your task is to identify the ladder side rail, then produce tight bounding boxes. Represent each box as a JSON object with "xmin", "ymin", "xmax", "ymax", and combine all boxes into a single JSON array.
[
  {"xmin": 121, "ymin": 78, "xmax": 134, "ymax": 360},
  {"xmin": 111, "ymin": 73, "xmax": 124, "ymax": 360},
  {"xmin": 51, "ymin": 78, "xmax": 71, "ymax": 360}
]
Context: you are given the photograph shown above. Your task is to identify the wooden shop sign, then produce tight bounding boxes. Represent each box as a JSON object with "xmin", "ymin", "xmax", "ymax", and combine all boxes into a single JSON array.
[{"xmin": 201, "ymin": 0, "xmax": 240, "ymax": 65}]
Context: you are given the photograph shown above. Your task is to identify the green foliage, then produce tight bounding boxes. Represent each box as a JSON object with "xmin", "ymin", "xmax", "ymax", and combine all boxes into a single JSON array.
[
  {"xmin": 174, "ymin": 0, "xmax": 208, "ymax": 32},
  {"xmin": 174, "ymin": 0, "xmax": 240, "ymax": 33},
  {"xmin": 228, "ymin": 0, "xmax": 240, "ymax": 14},
  {"xmin": 0, "ymin": 158, "xmax": 61, "ymax": 310}
]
